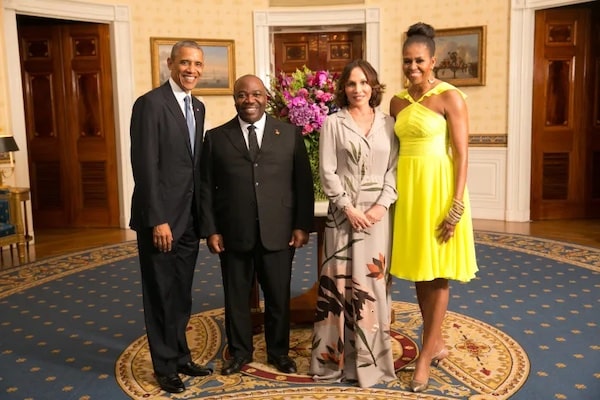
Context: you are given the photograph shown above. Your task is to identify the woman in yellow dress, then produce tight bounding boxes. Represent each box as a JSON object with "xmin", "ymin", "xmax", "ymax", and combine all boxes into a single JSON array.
[{"xmin": 389, "ymin": 22, "xmax": 478, "ymax": 392}]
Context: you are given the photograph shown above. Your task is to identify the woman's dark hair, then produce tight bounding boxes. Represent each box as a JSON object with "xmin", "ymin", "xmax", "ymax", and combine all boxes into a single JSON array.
[
  {"xmin": 335, "ymin": 59, "xmax": 385, "ymax": 108},
  {"xmin": 403, "ymin": 22, "xmax": 436, "ymax": 56}
]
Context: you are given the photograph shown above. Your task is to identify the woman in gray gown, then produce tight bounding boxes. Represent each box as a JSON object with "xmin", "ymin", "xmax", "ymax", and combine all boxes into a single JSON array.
[{"xmin": 309, "ymin": 59, "xmax": 399, "ymax": 388}]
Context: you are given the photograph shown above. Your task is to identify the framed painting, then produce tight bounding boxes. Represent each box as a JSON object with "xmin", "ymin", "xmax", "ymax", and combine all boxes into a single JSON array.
[
  {"xmin": 150, "ymin": 38, "xmax": 236, "ymax": 95},
  {"xmin": 432, "ymin": 26, "xmax": 486, "ymax": 86}
]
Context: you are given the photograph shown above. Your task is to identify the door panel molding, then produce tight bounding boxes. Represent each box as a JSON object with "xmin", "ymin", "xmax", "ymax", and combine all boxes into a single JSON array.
[
  {"xmin": 274, "ymin": 31, "xmax": 363, "ymax": 74},
  {"xmin": 530, "ymin": 4, "xmax": 591, "ymax": 219},
  {"xmin": 253, "ymin": 8, "xmax": 380, "ymax": 88},
  {"xmin": 20, "ymin": 22, "xmax": 120, "ymax": 227},
  {"xmin": 506, "ymin": 0, "xmax": 592, "ymax": 221},
  {"xmin": 3, "ymin": 0, "xmax": 134, "ymax": 232}
]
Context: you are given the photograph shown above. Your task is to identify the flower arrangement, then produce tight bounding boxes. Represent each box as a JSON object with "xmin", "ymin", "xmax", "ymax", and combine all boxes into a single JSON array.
[{"xmin": 267, "ymin": 66, "xmax": 339, "ymax": 200}]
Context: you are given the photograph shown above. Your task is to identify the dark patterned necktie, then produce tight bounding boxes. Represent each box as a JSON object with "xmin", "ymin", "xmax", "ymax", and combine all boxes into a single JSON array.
[
  {"xmin": 184, "ymin": 96, "xmax": 195, "ymax": 154},
  {"xmin": 247, "ymin": 124, "xmax": 259, "ymax": 161}
]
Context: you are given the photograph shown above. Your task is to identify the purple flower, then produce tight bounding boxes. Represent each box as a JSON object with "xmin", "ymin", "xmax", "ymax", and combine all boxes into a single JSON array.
[{"xmin": 267, "ymin": 66, "xmax": 338, "ymax": 136}]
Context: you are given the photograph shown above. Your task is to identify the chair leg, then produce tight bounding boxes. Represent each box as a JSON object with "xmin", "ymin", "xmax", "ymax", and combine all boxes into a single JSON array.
[{"xmin": 17, "ymin": 241, "xmax": 25, "ymax": 263}]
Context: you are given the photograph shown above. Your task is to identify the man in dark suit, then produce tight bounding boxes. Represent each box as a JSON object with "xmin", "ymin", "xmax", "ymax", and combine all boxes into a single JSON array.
[
  {"xmin": 199, "ymin": 74, "xmax": 314, "ymax": 375},
  {"xmin": 129, "ymin": 40, "xmax": 212, "ymax": 394}
]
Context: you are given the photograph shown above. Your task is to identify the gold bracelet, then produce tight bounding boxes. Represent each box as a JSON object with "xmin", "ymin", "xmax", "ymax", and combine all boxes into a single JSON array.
[{"xmin": 445, "ymin": 198, "xmax": 464, "ymax": 225}]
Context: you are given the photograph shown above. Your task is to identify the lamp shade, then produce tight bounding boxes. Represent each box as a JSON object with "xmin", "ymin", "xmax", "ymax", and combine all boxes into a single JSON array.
[{"xmin": 0, "ymin": 136, "xmax": 19, "ymax": 153}]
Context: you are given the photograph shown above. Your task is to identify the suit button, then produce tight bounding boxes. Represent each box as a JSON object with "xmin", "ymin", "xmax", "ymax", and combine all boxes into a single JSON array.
[{"xmin": 255, "ymin": 182, "xmax": 259, "ymax": 186}]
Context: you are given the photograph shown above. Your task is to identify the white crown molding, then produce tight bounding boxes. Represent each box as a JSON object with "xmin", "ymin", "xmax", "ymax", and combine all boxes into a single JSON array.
[
  {"xmin": 516, "ymin": 0, "xmax": 591, "ymax": 9},
  {"xmin": 4, "ymin": 0, "xmax": 129, "ymax": 22}
]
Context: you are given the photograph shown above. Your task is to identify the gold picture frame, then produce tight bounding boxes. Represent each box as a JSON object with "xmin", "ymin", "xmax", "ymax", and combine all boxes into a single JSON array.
[
  {"xmin": 433, "ymin": 26, "xmax": 486, "ymax": 86},
  {"xmin": 150, "ymin": 37, "xmax": 236, "ymax": 95}
]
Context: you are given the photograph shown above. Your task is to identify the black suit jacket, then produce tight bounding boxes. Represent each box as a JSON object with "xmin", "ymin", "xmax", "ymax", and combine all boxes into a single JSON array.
[
  {"xmin": 199, "ymin": 115, "xmax": 314, "ymax": 252},
  {"xmin": 129, "ymin": 82, "xmax": 205, "ymax": 240}
]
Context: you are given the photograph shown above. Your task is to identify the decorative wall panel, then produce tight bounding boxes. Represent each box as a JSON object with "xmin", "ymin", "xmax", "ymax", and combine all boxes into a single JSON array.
[
  {"xmin": 546, "ymin": 23, "xmax": 573, "ymax": 45},
  {"xmin": 593, "ymin": 152, "xmax": 600, "ymax": 199},
  {"xmin": 545, "ymin": 59, "xmax": 571, "ymax": 127},
  {"xmin": 25, "ymin": 39, "xmax": 50, "ymax": 58},
  {"xmin": 30, "ymin": 74, "xmax": 55, "ymax": 137},
  {"xmin": 76, "ymin": 73, "xmax": 101, "ymax": 137},
  {"xmin": 35, "ymin": 161, "xmax": 61, "ymax": 208},
  {"xmin": 467, "ymin": 148, "xmax": 507, "ymax": 220},
  {"xmin": 73, "ymin": 37, "xmax": 97, "ymax": 57},
  {"xmin": 542, "ymin": 152, "xmax": 569, "ymax": 200},
  {"xmin": 81, "ymin": 161, "xmax": 107, "ymax": 208}
]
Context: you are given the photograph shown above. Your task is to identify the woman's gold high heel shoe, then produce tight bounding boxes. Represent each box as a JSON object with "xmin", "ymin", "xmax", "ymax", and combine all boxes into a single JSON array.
[
  {"xmin": 410, "ymin": 360, "xmax": 430, "ymax": 393},
  {"xmin": 410, "ymin": 348, "xmax": 449, "ymax": 392},
  {"xmin": 402, "ymin": 347, "xmax": 449, "ymax": 371},
  {"xmin": 410, "ymin": 377, "xmax": 429, "ymax": 392},
  {"xmin": 431, "ymin": 347, "xmax": 449, "ymax": 367}
]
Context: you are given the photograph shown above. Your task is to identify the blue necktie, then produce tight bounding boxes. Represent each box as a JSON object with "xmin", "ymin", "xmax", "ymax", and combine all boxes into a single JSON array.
[{"xmin": 184, "ymin": 95, "xmax": 195, "ymax": 154}]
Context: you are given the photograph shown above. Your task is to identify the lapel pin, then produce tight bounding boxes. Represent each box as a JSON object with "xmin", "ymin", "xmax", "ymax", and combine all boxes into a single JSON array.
[{"xmin": 274, "ymin": 129, "xmax": 280, "ymax": 135}]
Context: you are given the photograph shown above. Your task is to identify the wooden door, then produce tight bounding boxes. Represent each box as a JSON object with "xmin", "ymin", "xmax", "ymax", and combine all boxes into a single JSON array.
[
  {"xmin": 530, "ymin": 4, "xmax": 599, "ymax": 219},
  {"xmin": 18, "ymin": 18, "xmax": 120, "ymax": 228},
  {"xmin": 274, "ymin": 31, "xmax": 363, "ymax": 74},
  {"xmin": 587, "ymin": 3, "xmax": 600, "ymax": 218}
]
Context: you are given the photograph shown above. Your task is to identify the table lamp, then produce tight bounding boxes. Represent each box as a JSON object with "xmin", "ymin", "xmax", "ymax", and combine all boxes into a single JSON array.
[{"xmin": 0, "ymin": 136, "xmax": 19, "ymax": 187}]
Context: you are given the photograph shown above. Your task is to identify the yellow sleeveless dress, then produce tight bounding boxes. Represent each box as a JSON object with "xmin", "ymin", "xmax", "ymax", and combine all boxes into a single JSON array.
[{"xmin": 390, "ymin": 82, "xmax": 478, "ymax": 282}]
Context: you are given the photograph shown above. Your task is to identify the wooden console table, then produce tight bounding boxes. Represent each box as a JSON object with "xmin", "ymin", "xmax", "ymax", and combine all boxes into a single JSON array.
[
  {"xmin": 0, "ymin": 186, "xmax": 31, "ymax": 263},
  {"xmin": 9, "ymin": 187, "xmax": 32, "ymax": 247}
]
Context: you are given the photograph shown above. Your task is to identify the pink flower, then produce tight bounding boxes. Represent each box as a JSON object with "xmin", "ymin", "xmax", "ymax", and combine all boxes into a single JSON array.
[
  {"xmin": 314, "ymin": 71, "xmax": 329, "ymax": 86},
  {"xmin": 291, "ymin": 95, "xmax": 308, "ymax": 107},
  {"xmin": 266, "ymin": 67, "xmax": 337, "ymax": 200},
  {"xmin": 267, "ymin": 66, "xmax": 338, "ymax": 136}
]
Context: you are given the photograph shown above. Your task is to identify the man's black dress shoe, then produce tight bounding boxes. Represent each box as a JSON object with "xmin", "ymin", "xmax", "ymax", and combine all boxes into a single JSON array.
[
  {"xmin": 177, "ymin": 361, "xmax": 213, "ymax": 376},
  {"xmin": 267, "ymin": 355, "xmax": 297, "ymax": 374},
  {"xmin": 221, "ymin": 356, "xmax": 252, "ymax": 375},
  {"xmin": 156, "ymin": 373, "xmax": 185, "ymax": 393}
]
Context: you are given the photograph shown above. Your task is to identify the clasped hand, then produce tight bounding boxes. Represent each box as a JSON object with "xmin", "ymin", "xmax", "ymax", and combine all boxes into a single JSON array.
[{"xmin": 345, "ymin": 204, "xmax": 386, "ymax": 232}]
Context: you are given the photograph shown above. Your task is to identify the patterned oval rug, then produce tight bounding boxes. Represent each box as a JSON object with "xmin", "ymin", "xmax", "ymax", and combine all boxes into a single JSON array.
[
  {"xmin": 115, "ymin": 301, "xmax": 529, "ymax": 399},
  {"xmin": 3, "ymin": 231, "xmax": 598, "ymax": 399}
]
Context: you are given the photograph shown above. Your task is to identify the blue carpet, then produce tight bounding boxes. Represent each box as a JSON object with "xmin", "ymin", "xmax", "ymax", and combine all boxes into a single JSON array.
[{"xmin": 0, "ymin": 232, "xmax": 598, "ymax": 399}]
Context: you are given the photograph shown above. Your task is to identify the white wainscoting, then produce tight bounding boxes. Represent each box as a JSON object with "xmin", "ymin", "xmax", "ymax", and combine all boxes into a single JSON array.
[{"xmin": 468, "ymin": 147, "xmax": 507, "ymax": 221}]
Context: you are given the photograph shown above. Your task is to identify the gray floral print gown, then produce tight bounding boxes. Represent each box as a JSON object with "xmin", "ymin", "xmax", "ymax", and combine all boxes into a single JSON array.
[{"xmin": 309, "ymin": 107, "xmax": 399, "ymax": 388}]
